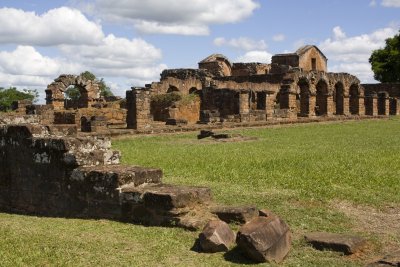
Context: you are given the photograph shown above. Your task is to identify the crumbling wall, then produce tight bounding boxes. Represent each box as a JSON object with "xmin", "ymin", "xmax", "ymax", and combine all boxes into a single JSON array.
[
  {"xmin": 168, "ymin": 97, "xmax": 201, "ymax": 124},
  {"xmin": 232, "ymin": 63, "xmax": 271, "ymax": 76},
  {"xmin": 0, "ymin": 125, "xmax": 125, "ymax": 217}
]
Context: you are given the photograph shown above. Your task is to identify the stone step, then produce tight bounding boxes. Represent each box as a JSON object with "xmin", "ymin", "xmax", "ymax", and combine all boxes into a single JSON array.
[
  {"xmin": 121, "ymin": 183, "xmax": 212, "ymax": 210},
  {"xmin": 70, "ymin": 165, "xmax": 163, "ymax": 190}
]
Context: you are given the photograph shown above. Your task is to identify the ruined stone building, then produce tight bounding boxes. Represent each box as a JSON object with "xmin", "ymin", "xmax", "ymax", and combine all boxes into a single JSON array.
[
  {"xmin": 1, "ymin": 45, "xmax": 399, "ymax": 133},
  {"xmin": 126, "ymin": 45, "xmax": 400, "ymax": 130}
]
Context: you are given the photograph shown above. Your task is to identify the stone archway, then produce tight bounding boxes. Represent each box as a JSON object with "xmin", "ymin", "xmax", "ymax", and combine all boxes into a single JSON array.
[
  {"xmin": 316, "ymin": 80, "xmax": 328, "ymax": 116},
  {"xmin": 349, "ymin": 84, "xmax": 360, "ymax": 115},
  {"xmin": 46, "ymin": 74, "xmax": 100, "ymax": 110},
  {"xmin": 334, "ymin": 82, "xmax": 344, "ymax": 115},
  {"xmin": 298, "ymin": 79, "xmax": 310, "ymax": 117}
]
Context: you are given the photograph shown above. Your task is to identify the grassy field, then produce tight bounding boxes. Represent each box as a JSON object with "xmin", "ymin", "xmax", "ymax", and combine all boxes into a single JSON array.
[{"xmin": 1, "ymin": 118, "xmax": 400, "ymax": 266}]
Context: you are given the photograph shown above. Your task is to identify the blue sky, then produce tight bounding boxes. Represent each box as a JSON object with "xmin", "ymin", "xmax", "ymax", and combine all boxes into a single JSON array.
[{"xmin": 0, "ymin": 0, "xmax": 399, "ymax": 101}]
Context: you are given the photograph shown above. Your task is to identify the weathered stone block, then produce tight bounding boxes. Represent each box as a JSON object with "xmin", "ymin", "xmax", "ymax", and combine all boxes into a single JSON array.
[
  {"xmin": 199, "ymin": 220, "xmax": 236, "ymax": 253},
  {"xmin": 304, "ymin": 232, "xmax": 367, "ymax": 255},
  {"xmin": 122, "ymin": 183, "xmax": 212, "ymax": 210},
  {"xmin": 236, "ymin": 216, "xmax": 291, "ymax": 263}
]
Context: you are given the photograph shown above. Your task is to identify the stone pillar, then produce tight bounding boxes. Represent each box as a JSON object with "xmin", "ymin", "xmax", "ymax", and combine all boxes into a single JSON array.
[
  {"xmin": 358, "ymin": 97, "xmax": 365, "ymax": 116},
  {"xmin": 309, "ymin": 94, "xmax": 316, "ymax": 117},
  {"xmin": 372, "ymin": 96, "xmax": 378, "ymax": 116},
  {"xmin": 385, "ymin": 96, "xmax": 390, "ymax": 115},
  {"xmin": 343, "ymin": 96, "xmax": 350, "ymax": 116},
  {"xmin": 396, "ymin": 98, "xmax": 400, "ymax": 115},
  {"xmin": 266, "ymin": 94, "xmax": 275, "ymax": 120},
  {"xmin": 326, "ymin": 94, "xmax": 334, "ymax": 116},
  {"xmin": 239, "ymin": 91, "xmax": 250, "ymax": 122},
  {"xmin": 126, "ymin": 89, "xmax": 152, "ymax": 129}
]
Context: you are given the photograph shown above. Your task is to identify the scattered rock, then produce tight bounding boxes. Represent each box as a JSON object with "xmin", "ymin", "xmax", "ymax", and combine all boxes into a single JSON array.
[
  {"xmin": 304, "ymin": 232, "xmax": 367, "ymax": 255},
  {"xmin": 211, "ymin": 205, "xmax": 258, "ymax": 224},
  {"xmin": 367, "ymin": 250, "xmax": 400, "ymax": 266},
  {"xmin": 199, "ymin": 220, "xmax": 236, "ymax": 253},
  {"xmin": 236, "ymin": 216, "xmax": 291, "ymax": 263}
]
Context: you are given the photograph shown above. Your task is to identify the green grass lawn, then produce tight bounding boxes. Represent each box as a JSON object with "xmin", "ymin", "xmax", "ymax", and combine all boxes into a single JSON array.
[{"xmin": 1, "ymin": 118, "xmax": 400, "ymax": 266}]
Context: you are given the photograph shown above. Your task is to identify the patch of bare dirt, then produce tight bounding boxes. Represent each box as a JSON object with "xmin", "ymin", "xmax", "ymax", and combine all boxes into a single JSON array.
[{"xmin": 332, "ymin": 201, "xmax": 400, "ymax": 256}]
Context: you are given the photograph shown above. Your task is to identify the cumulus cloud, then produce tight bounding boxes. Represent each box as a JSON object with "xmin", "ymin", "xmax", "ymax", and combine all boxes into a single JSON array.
[
  {"xmin": 333, "ymin": 26, "xmax": 346, "ymax": 40},
  {"xmin": 319, "ymin": 26, "xmax": 398, "ymax": 82},
  {"xmin": 236, "ymin": 50, "xmax": 272, "ymax": 63},
  {"xmin": 381, "ymin": 0, "xmax": 400, "ymax": 7},
  {"xmin": 59, "ymin": 34, "xmax": 165, "ymax": 80},
  {"xmin": 0, "ymin": 46, "xmax": 85, "ymax": 102},
  {"xmin": 0, "ymin": 6, "xmax": 168, "ymax": 98},
  {"xmin": 272, "ymin": 34, "xmax": 285, "ymax": 42},
  {"xmin": 0, "ymin": 7, "xmax": 104, "ymax": 46},
  {"xmin": 79, "ymin": 0, "xmax": 260, "ymax": 35},
  {"xmin": 214, "ymin": 37, "xmax": 267, "ymax": 51}
]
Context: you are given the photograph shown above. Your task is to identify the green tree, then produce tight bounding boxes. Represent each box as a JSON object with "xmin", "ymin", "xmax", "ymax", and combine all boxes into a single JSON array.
[
  {"xmin": 65, "ymin": 71, "xmax": 114, "ymax": 100},
  {"xmin": 369, "ymin": 31, "xmax": 400, "ymax": 83},
  {"xmin": 0, "ymin": 87, "xmax": 38, "ymax": 111}
]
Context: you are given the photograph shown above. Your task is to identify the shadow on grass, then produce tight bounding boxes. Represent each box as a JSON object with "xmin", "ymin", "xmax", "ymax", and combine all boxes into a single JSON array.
[
  {"xmin": 223, "ymin": 246, "xmax": 256, "ymax": 265},
  {"xmin": 191, "ymin": 238, "xmax": 255, "ymax": 264}
]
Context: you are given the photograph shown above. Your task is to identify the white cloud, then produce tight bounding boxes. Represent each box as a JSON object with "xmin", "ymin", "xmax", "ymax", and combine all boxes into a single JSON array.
[
  {"xmin": 319, "ymin": 26, "xmax": 398, "ymax": 82},
  {"xmin": 59, "ymin": 34, "xmax": 165, "ymax": 79},
  {"xmin": 0, "ymin": 37, "xmax": 167, "ymax": 99},
  {"xmin": 0, "ymin": 46, "xmax": 83, "ymax": 102},
  {"xmin": 134, "ymin": 21, "xmax": 209, "ymax": 35},
  {"xmin": 213, "ymin": 37, "xmax": 267, "ymax": 51},
  {"xmin": 333, "ymin": 26, "xmax": 346, "ymax": 40},
  {"xmin": 0, "ymin": 7, "xmax": 104, "ymax": 46},
  {"xmin": 272, "ymin": 34, "xmax": 285, "ymax": 42},
  {"xmin": 369, "ymin": 0, "xmax": 377, "ymax": 6},
  {"xmin": 0, "ymin": 46, "xmax": 81, "ymax": 76},
  {"xmin": 381, "ymin": 0, "xmax": 400, "ymax": 7},
  {"xmin": 79, "ymin": 0, "xmax": 260, "ymax": 35},
  {"xmin": 236, "ymin": 50, "xmax": 272, "ymax": 63}
]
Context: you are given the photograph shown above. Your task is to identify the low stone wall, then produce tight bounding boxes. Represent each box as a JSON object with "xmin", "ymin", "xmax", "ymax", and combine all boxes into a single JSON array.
[{"xmin": 0, "ymin": 124, "xmax": 211, "ymax": 228}]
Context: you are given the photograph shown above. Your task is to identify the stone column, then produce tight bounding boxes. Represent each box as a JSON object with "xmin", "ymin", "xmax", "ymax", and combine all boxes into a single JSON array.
[
  {"xmin": 358, "ymin": 97, "xmax": 365, "ymax": 116},
  {"xmin": 309, "ymin": 94, "xmax": 316, "ymax": 117},
  {"xmin": 372, "ymin": 96, "xmax": 378, "ymax": 116},
  {"xmin": 239, "ymin": 91, "xmax": 250, "ymax": 122},
  {"xmin": 385, "ymin": 96, "xmax": 390, "ymax": 115},
  {"xmin": 266, "ymin": 94, "xmax": 275, "ymax": 120},
  {"xmin": 343, "ymin": 95, "xmax": 350, "ymax": 116},
  {"xmin": 126, "ymin": 89, "xmax": 152, "ymax": 129},
  {"xmin": 326, "ymin": 94, "xmax": 334, "ymax": 116},
  {"xmin": 396, "ymin": 98, "xmax": 400, "ymax": 115}
]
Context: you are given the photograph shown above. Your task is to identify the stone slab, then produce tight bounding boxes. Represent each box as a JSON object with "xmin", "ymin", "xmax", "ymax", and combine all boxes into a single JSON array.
[{"xmin": 304, "ymin": 232, "xmax": 367, "ymax": 255}]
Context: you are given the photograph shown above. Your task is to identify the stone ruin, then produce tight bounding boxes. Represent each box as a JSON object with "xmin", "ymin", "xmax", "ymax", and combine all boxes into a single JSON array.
[
  {"xmin": 125, "ymin": 45, "xmax": 399, "ymax": 132},
  {"xmin": 1, "ymin": 45, "xmax": 400, "ymax": 263},
  {"xmin": 0, "ymin": 122, "xmax": 296, "ymax": 262},
  {"xmin": 0, "ymin": 124, "xmax": 216, "ymax": 228},
  {"xmin": 1, "ymin": 45, "xmax": 399, "ymax": 137}
]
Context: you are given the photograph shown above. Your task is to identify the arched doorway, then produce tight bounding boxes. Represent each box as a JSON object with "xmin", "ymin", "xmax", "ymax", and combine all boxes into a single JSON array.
[
  {"xmin": 334, "ymin": 82, "xmax": 344, "ymax": 115},
  {"xmin": 64, "ymin": 85, "xmax": 89, "ymax": 109},
  {"xmin": 298, "ymin": 79, "xmax": 310, "ymax": 117},
  {"xmin": 349, "ymin": 84, "xmax": 359, "ymax": 115},
  {"xmin": 80, "ymin": 117, "xmax": 91, "ymax": 132},
  {"xmin": 316, "ymin": 80, "xmax": 328, "ymax": 116}
]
